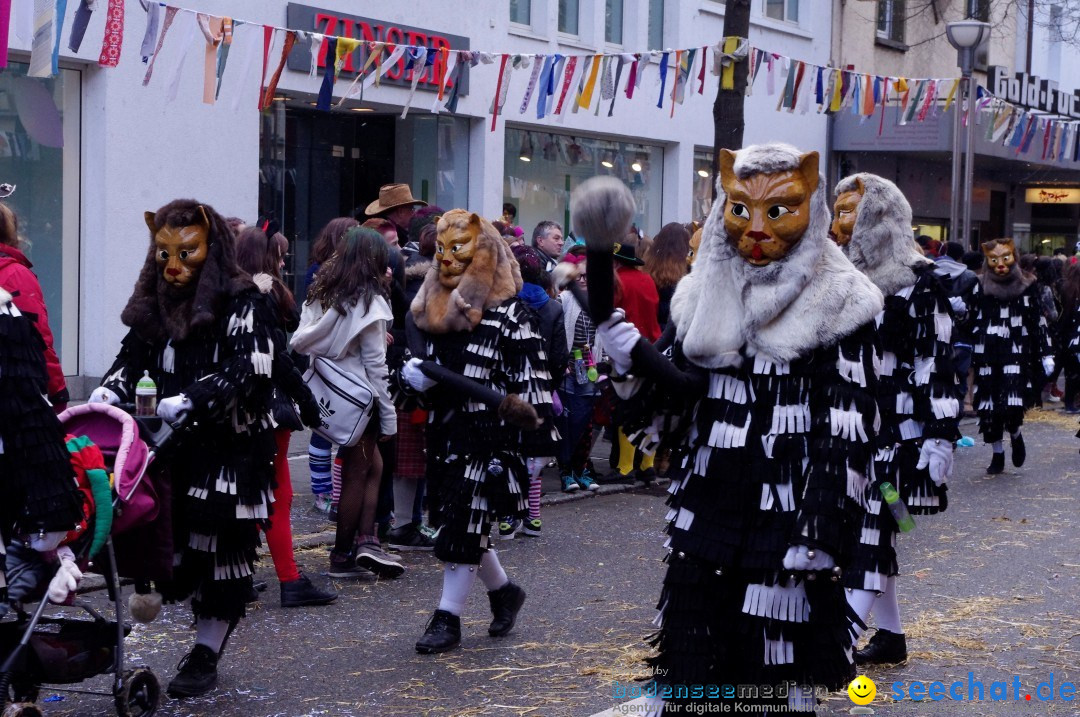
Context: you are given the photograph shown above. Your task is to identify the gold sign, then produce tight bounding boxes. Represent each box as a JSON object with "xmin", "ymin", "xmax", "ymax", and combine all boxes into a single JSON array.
[{"xmin": 1025, "ymin": 187, "xmax": 1080, "ymax": 204}]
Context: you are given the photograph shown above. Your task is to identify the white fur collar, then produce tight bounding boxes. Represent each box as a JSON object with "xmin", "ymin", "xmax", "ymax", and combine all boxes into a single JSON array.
[{"xmin": 671, "ymin": 148, "xmax": 883, "ymax": 367}]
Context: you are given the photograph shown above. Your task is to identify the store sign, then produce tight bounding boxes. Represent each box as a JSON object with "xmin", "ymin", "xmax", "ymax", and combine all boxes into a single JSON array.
[
  {"xmin": 285, "ymin": 4, "xmax": 469, "ymax": 95},
  {"xmin": 1025, "ymin": 187, "xmax": 1080, "ymax": 204},
  {"xmin": 988, "ymin": 66, "xmax": 1080, "ymax": 119}
]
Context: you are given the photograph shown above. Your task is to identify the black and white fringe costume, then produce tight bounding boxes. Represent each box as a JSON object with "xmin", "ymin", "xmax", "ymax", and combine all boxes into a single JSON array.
[
  {"xmin": 616, "ymin": 144, "xmax": 884, "ymax": 706},
  {"xmin": 971, "ymin": 274, "xmax": 1053, "ymax": 443},
  {"xmin": 101, "ymin": 289, "xmax": 276, "ymax": 621},
  {"xmin": 835, "ymin": 174, "xmax": 959, "ymax": 596}
]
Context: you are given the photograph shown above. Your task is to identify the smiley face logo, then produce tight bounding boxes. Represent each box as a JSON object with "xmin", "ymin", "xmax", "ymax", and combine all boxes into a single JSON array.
[{"xmin": 848, "ymin": 675, "xmax": 876, "ymax": 705}]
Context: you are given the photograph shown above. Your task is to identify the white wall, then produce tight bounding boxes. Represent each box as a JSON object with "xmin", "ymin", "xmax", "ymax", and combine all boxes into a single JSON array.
[{"xmin": 9, "ymin": 0, "xmax": 831, "ymax": 379}]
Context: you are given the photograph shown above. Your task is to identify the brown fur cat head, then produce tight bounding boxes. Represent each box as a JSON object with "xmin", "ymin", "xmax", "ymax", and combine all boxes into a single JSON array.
[
  {"xmin": 981, "ymin": 238, "xmax": 1017, "ymax": 278},
  {"xmin": 718, "ymin": 149, "xmax": 819, "ymax": 267},
  {"xmin": 410, "ymin": 209, "xmax": 522, "ymax": 334},
  {"xmin": 830, "ymin": 178, "xmax": 864, "ymax": 247}
]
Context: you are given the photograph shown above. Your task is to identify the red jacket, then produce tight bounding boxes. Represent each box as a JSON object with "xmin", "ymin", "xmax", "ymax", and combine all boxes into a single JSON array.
[
  {"xmin": 0, "ymin": 244, "xmax": 68, "ymax": 406},
  {"xmin": 615, "ymin": 264, "xmax": 662, "ymax": 343}
]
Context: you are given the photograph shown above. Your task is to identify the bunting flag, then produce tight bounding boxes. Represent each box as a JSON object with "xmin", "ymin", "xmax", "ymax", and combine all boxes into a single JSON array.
[
  {"xmin": 400, "ymin": 45, "xmax": 430, "ymax": 118},
  {"xmin": 625, "ymin": 55, "xmax": 639, "ymax": 99},
  {"xmin": 29, "ymin": 0, "xmax": 62, "ymax": 77},
  {"xmin": 577, "ymin": 53, "xmax": 602, "ymax": 110},
  {"xmin": 215, "ymin": 18, "xmax": 235, "ymax": 99},
  {"xmin": 490, "ymin": 53, "xmax": 509, "ymax": 131},
  {"xmin": 165, "ymin": 13, "xmax": 198, "ymax": 103},
  {"xmin": 262, "ymin": 30, "xmax": 296, "ymax": 110},
  {"xmin": 316, "ymin": 36, "xmax": 337, "ymax": 110},
  {"xmin": 140, "ymin": 1, "xmax": 160, "ymax": 62},
  {"xmin": 657, "ymin": 51, "xmax": 669, "ymax": 109},
  {"xmin": 519, "ymin": 52, "xmax": 544, "ymax": 114},
  {"xmin": 98, "ymin": 0, "xmax": 124, "ymax": 67},
  {"xmin": 607, "ymin": 54, "xmax": 628, "ymax": 116},
  {"xmin": 719, "ymin": 36, "xmax": 739, "ymax": 90},
  {"xmin": 698, "ymin": 45, "xmax": 707, "ymax": 94},
  {"xmin": 68, "ymin": 0, "xmax": 92, "ymax": 53},
  {"xmin": 554, "ymin": 55, "xmax": 578, "ymax": 115},
  {"xmin": 200, "ymin": 15, "xmax": 223, "ymax": 104},
  {"xmin": 0, "ymin": 0, "xmax": 11, "ymax": 68},
  {"xmin": 142, "ymin": 5, "xmax": 178, "ymax": 85}
]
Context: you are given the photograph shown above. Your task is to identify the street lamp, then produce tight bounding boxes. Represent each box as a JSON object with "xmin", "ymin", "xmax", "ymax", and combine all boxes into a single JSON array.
[{"xmin": 946, "ymin": 20, "xmax": 991, "ymax": 248}]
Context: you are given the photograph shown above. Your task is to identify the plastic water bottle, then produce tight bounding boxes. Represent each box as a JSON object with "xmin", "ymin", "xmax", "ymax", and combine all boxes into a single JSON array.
[
  {"xmin": 135, "ymin": 371, "xmax": 157, "ymax": 417},
  {"xmin": 573, "ymin": 349, "xmax": 588, "ymax": 384},
  {"xmin": 880, "ymin": 482, "xmax": 915, "ymax": 533}
]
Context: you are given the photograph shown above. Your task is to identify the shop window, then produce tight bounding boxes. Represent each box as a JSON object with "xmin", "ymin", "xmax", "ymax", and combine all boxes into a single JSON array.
[
  {"xmin": 606, "ymin": 0, "xmax": 624, "ymax": 44},
  {"xmin": 504, "ymin": 129, "xmax": 663, "ymax": 238},
  {"xmin": 876, "ymin": 0, "xmax": 905, "ymax": 45},
  {"xmin": 648, "ymin": 0, "xmax": 664, "ymax": 50},
  {"xmin": 765, "ymin": 0, "xmax": 799, "ymax": 23},
  {"xmin": 510, "ymin": 0, "xmax": 531, "ymax": 26},
  {"xmin": 559, "ymin": 0, "xmax": 580, "ymax": 35},
  {"xmin": 693, "ymin": 151, "xmax": 714, "ymax": 223},
  {"xmin": 0, "ymin": 62, "xmax": 80, "ymax": 376}
]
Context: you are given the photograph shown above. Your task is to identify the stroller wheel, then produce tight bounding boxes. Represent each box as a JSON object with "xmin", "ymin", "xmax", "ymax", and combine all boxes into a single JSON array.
[
  {"xmin": 114, "ymin": 669, "xmax": 159, "ymax": 717},
  {"xmin": 2, "ymin": 704, "xmax": 43, "ymax": 717}
]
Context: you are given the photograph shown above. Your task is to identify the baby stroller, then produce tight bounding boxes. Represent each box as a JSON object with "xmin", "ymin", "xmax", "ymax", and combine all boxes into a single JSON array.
[{"xmin": 0, "ymin": 404, "xmax": 177, "ymax": 717}]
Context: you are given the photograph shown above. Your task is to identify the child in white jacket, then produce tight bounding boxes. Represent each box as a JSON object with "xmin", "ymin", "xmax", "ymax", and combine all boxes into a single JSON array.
[{"xmin": 291, "ymin": 228, "xmax": 401, "ymax": 579}]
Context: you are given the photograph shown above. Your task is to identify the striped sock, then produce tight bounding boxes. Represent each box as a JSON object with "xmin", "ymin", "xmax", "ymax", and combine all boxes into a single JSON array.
[
  {"xmin": 308, "ymin": 436, "xmax": 332, "ymax": 496},
  {"xmin": 331, "ymin": 457, "xmax": 343, "ymax": 508},
  {"xmin": 528, "ymin": 463, "xmax": 543, "ymax": 521}
]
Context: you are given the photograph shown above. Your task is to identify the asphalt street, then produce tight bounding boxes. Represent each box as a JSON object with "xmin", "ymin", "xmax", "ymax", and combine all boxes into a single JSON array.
[{"xmin": 23, "ymin": 410, "xmax": 1080, "ymax": 716}]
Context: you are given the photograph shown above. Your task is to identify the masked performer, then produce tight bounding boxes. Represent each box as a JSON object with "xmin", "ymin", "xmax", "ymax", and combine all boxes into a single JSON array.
[
  {"xmin": 89, "ymin": 200, "xmax": 276, "ymax": 698},
  {"xmin": 589, "ymin": 144, "xmax": 883, "ymax": 712},
  {"xmin": 398, "ymin": 210, "xmax": 557, "ymax": 654},
  {"xmin": 0, "ymin": 289, "xmax": 85, "ymax": 615},
  {"xmin": 971, "ymin": 239, "xmax": 1053, "ymax": 474},
  {"xmin": 831, "ymin": 174, "xmax": 959, "ymax": 665}
]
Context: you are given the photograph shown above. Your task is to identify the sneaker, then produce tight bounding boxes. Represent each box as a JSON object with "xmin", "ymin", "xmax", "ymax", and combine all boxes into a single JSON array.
[
  {"xmin": 1046, "ymin": 393, "xmax": 1062, "ymax": 403},
  {"xmin": 312, "ymin": 494, "xmax": 332, "ymax": 514},
  {"xmin": 521, "ymin": 518, "xmax": 542, "ymax": 537},
  {"xmin": 1052, "ymin": 385, "xmax": 1065, "ymax": 399},
  {"xmin": 328, "ymin": 550, "xmax": 373, "ymax": 579},
  {"xmin": 418, "ymin": 524, "xmax": 439, "ymax": 540},
  {"xmin": 356, "ymin": 543, "xmax": 406, "ymax": 578},
  {"xmin": 166, "ymin": 644, "xmax": 219, "ymax": 698},
  {"xmin": 575, "ymin": 470, "xmax": 600, "ymax": 491},
  {"xmin": 560, "ymin": 474, "xmax": 580, "ymax": 493},
  {"xmin": 415, "ymin": 609, "xmax": 461, "ymax": 654},
  {"xmin": 387, "ymin": 523, "xmax": 435, "ymax": 551},
  {"xmin": 280, "ymin": 574, "xmax": 337, "ymax": 608},
  {"xmin": 498, "ymin": 518, "xmax": 522, "ymax": 540}
]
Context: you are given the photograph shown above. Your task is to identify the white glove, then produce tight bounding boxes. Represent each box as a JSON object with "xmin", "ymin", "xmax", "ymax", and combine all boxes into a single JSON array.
[
  {"xmin": 1043, "ymin": 356, "xmax": 1055, "ymax": 377},
  {"xmin": 28, "ymin": 531, "xmax": 67, "ymax": 552},
  {"xmin": 88, "ymin": 386, "xmax": 120, "ymax": 405},
  {"xmin": 402, "ymin": 357, "xmax": 438, "ymax": 393},
  {"xmin": 597, "ymin": 310, "xmax": 641, "ymax": 375},
  {"xmin": 948, "ymin": 296, "xmax": 967, "ymax": 314},
  {"xmin": 916, "ymin": 437, "xmax": 954, "ymax": 486},
  {"xmin": 47, "ymin": 547, "xmax": 82, "ymax": 604},
  {"xmin": 157, "ymin": 394, "xmax": 193, "ymax": 423},
  {"xmin": 782, "ymin": 545, "xmax": 835, "ymax": 571}
]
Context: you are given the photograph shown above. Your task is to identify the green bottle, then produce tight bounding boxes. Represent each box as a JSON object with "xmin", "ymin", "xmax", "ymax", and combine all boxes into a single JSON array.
[
  {"xmin": 135, "ymin": 370, "xmax": 157, "ymax": 417},
  {"xmin": 880, "ymin": 482, "xmax": 915, "ymax": 533}
]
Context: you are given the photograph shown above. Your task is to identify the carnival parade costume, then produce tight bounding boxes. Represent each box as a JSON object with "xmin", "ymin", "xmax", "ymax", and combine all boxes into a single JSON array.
[
  {"xmin": 400, "ymin": 210, "xmax": 557, "ymax": 654},
  {"xmin": 971, "ymin": 239, "xmax": 1054, "ymax": 474},
  {"xmin": 92, "ymin": 200, "xmax": 277, "ymax": 697},
  {"xmin": 832, "ymin": 173, "xmax": 959, "ymax": 665},
  {"xmin": 594, "ymin": 144, "xmax": 885, "ymax": 710}
]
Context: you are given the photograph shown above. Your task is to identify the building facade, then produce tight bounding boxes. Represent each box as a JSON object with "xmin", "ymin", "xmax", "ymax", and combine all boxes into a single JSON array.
[
  {"xmin": 830, "ymin": 0, "xmax": 1080, "ymax": 252},
  {"xmin": 5, "ymin": 0, "xmax": 834, "ymax": 393}
]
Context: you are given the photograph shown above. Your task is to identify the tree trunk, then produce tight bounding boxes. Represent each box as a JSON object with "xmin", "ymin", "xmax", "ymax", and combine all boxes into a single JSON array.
[{"xmin": 712, "ymin": 0, "xmax": 752, "ymax": 201}]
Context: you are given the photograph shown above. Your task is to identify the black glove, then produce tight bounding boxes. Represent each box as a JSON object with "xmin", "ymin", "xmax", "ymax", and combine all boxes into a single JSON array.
[{"xmin": 299, "ymin": 396, "xmax": 323, "ymax": 429}]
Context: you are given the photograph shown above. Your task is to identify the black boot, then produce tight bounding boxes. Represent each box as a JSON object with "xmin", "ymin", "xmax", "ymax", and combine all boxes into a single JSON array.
[
  {"xmin": 853, "ymin": 629, "xmax": 908, "ymax": 666},
  {"xmin": 1011, "ymin": 433, "xmax": 1026, "ymax": 467},
  {"xmin": 166, "ymin": 644, "xmax": 219, "ymax": 698},
  {"xmin": 415, "ymin": 609, "xmax": 461, "ymax": 654},
  {"xmin": 487, "ymin": 582, "xmax": 526, "ymax": 637},
  {"xmin": 280, "ymin": 574, "xmax": 338, "ymax": 608},
  {"xmin": 987, "ymin": 451, "xmax": 1005, "ymax": 475}
]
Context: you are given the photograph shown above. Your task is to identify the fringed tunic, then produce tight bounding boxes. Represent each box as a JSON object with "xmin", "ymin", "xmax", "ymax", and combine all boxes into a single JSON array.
[
  {"xmin": 845, "ymin": 266, "xmax": 959, "ymax": 594},
  {"xmin": 626, "ymin": 324, "xmax": 878, "ymax": 704},
  {"xmin": 405, "ymin": 298, "xmax": 557, "ymax": 565},
  {"xmin": 970, "ymin": 283, "xmax": 1053, "ymax": 442},
  {"xmin": 101, "ymin": 289, "xmax": 276, "ymax": 620},
  {"xmin": 0, "ymin": 296, "xmax": 84, "ymax": 595}
]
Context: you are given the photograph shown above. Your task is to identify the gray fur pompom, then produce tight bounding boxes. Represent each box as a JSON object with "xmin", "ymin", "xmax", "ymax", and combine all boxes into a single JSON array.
[{"xmin": 570, "ymin": 177, "xmax": 635, "ymax": 250}]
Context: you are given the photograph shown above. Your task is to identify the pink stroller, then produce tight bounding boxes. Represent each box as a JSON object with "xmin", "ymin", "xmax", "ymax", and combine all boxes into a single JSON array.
[{"xmin": 0, "ymin": 404, "xmax": 177, "ymax": 717}]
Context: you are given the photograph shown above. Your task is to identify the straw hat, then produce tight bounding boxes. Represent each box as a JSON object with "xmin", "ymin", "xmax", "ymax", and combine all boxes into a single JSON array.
[{"xmin": 365, "ymin": 183, "xmax": 427, "ymax": 216}]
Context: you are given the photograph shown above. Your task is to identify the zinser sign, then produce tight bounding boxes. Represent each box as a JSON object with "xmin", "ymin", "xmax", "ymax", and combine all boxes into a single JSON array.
[
  {"xmin": 988, "ymin": 66, "xmax": 1080, "ymax": 119},
  {"xmin": 285, "ymin": 4, "xmax": 469, "ymax": 95}
]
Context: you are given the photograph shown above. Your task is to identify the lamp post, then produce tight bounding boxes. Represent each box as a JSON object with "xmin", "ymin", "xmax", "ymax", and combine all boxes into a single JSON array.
[{"xmin": 947, "ymin": 20, "xmax": 991, "ymax": 248}]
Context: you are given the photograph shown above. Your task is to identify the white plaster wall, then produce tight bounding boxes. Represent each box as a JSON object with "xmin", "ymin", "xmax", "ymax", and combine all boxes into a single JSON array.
[{"xmin": 9, "ymin": 0, "xmax": 831, "ymax": 379}]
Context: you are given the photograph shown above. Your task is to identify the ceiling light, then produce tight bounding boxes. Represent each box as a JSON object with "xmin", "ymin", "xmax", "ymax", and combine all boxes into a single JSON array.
[
  {"xmin": 600, "ymin": 149, "xmax": 615, "ymax": 169},
  {"xmin": 631, "ymin": 160, "xmax": 642, "ymax": 172},
  {"xmin": 519, "ymin": 131, "xmax": 534, "ymax": 162},
  {"xmin": 697, "ymin": 169, "xmax": 709, "ymax": 178},
  {"xmin": 349, "ymin": 107, "xmax": 374, "ymax": 112}
]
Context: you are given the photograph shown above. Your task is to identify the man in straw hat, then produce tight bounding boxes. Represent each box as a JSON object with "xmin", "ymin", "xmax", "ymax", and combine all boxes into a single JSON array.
[{"xmin": 365, "ymin": 183, "xmax": 427, "ymax": 246}]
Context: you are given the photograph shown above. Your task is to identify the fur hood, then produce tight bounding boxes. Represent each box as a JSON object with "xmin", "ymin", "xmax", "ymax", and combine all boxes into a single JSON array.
[
  {"xmin": 836, "ymin": 173, "xmax": 931, "ymax": 297},
  {"xmin": 671, "ymin": 143, "xmax": 883, "ymax": 367},
  {"xmin": 980, "ymin": 264, "xmax": 1035, "ymax": 300},
  {"xmin": 410, "ymin": 210, "xmax": 522, "ymax": 334},
  {"xmin": 404, "ymin": 259, "xmax": 431, "ymax": 281}
]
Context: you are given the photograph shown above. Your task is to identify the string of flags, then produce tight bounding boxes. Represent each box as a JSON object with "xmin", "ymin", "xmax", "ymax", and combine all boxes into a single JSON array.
[{"xmin": 6, "ymin": 0, "xmax": 1080, "ymax": 164}]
